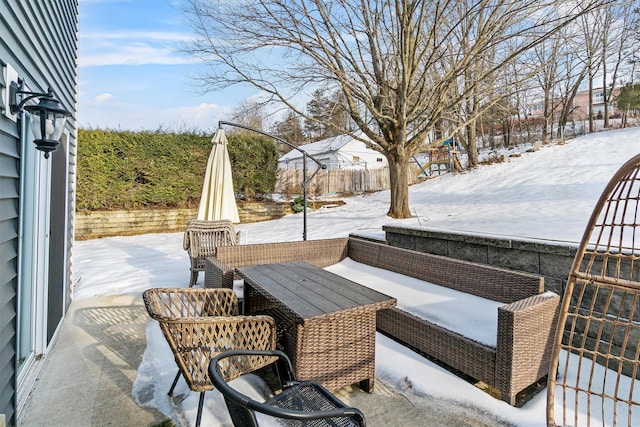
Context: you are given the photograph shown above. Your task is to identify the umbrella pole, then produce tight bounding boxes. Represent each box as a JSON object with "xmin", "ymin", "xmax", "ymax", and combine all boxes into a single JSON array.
[{"xmin": 303, "ymin": 153, "xmax": 308, "ymax": 240}]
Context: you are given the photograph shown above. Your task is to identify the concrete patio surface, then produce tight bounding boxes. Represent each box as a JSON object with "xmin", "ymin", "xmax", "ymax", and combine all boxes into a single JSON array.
[{"xmin": 18, "ymin": 295, "xmax": 512, "ymax": 427}]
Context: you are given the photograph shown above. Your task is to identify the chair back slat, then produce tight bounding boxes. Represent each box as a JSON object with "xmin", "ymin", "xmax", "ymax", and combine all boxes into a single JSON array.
[
  {"xmin": 143, "ymin": 287, "xmax": 239, "ymax": 320},
  {"xmin": 547, "ymin": 154, "xmax": 640, "ymax": 426}
]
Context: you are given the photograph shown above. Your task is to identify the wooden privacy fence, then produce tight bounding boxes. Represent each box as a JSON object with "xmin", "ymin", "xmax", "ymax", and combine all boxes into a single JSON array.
[{"xmin": 276, "ymin": 163, "xmax": 425, "ymax": 195}]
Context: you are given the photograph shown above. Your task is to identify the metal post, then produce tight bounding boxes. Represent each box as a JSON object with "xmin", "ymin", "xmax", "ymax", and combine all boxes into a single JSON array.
[{"xmin": 302, "ymin": 153, "xmax": 308, "ymax": 240}]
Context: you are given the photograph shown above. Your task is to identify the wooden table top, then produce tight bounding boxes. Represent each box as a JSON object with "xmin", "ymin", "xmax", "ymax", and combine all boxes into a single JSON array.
[{"xmin": 237, "ymin": 261, "xmax": 396, "ymax": 321}]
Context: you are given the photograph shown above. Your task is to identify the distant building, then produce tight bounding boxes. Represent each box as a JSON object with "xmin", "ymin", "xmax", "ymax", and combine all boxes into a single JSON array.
[
  {"xmin": 572, "ymin": 87, "xmax": 622, "ymax": 120},
  {"xmin": 278, "ymin": 133, "xmax": 387, "ymax": 170},
  {"xmin": 521, "ymin": 87, "xmax": 622, "ymax": 122}
]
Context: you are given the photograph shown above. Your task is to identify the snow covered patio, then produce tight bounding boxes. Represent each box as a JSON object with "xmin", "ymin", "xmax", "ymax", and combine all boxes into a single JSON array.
[{"xmin": 16, "ymin": 294, "xmax": 520, "ymax": 426}]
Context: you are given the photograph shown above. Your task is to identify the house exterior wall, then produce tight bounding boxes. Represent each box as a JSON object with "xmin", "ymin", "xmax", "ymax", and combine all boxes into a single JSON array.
[
  {"xmin": 524, "ymin": 88, "xmax": 622, "ymax": 121},
  {"xmin": 0, "ymin": 2, "xmax": 78, "ymax": 425},
  {"xmin": 279, "ymin": 153, "xmax": 335, "ymax": 170},
  {"xmin": 572, "ymin": 88, "xmax": 621, "ymax": 120}
]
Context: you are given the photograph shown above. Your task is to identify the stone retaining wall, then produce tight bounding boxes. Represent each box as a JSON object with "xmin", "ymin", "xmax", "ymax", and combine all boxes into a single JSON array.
[
  {"xmin": 383, "ymin": 225, "xmax": 578, "ymax": 297},
  {"xmin": 75, "ymin": 202, "xmax": 293, "ymax": 240}
]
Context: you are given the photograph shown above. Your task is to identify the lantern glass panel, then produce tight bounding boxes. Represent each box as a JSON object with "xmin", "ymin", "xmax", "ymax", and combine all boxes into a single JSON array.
[{"xmin": 30, "ymin": 111, "xmax": 66, "ymax": 141}]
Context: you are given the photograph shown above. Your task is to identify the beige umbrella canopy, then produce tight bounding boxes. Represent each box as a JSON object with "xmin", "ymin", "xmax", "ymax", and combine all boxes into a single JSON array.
[{"xmin": 197, "ymin": 128, "xmax": 240, "ymax": 223}]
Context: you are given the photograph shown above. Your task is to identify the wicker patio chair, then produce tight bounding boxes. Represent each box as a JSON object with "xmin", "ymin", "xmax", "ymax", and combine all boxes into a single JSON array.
[
  {"xmin": 209, "ymin": 349, "xmax": 366, "ymax": 427},
  {"xmin": 183, "ymin": 219, "xmax": 240, "ymax": 287},
  {"xmin": 142, "ymin": 288, "xmax": 277, "ymax": 427},
  {"xmin": 547, "ymin": 153, "xmax": 640, "ymax": 427}
]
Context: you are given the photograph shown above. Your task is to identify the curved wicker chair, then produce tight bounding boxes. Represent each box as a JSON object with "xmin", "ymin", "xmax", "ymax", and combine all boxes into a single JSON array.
[
  {"xmin": 547, "ymin": 153, "xmax": 640, "ymax": 427},
  {"xmin": 183, "ymin": 219, "xmax": 240, "ymax": 287},
  {"xmin": 143, "ymin": 288, "xmax": 276, "ymax": 427},
  {"xmin": 209, "ymin": 349, "xmax": 366, "ymax": 427}
]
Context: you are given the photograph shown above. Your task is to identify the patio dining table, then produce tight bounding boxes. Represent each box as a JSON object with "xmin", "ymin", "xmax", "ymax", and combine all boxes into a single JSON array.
[{"xmin": 237, "ymin": 261, "xmax": 396, "ymax": 393}]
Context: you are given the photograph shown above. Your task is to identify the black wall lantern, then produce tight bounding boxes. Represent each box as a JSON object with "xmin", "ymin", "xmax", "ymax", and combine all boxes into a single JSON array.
[{"xmin": 9, "ymin": 80, "xmax": 72, "ymax": 158}]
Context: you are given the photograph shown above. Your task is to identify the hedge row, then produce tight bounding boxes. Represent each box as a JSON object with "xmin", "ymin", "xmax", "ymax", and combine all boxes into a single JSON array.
[{"xmin": 76, "ymin": 129, "xmax": 279, "ymax": 211}]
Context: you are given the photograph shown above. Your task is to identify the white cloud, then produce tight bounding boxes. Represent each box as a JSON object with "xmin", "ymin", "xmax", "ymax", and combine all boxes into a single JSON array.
[
  {"xmin": 161, "ymin": 103, "xmax": 235, "ymax": 131},
  {"xmin": 79, "ymin": 43, "xmax": 197, "ymax": 67},
  {"xmin": 83, "ymin": 30, "xmax": 194, "ymax": 42},
  {"xmin": 79, "ymin": 29, "xmax": 198, "ymax": 67},
  {"xmin": 77, "ymin": 101, "xmax": 235, "ymax": 132},
  {"xmin": 94, "ymin": 93, "xmax": 113, "ymax": 102}
]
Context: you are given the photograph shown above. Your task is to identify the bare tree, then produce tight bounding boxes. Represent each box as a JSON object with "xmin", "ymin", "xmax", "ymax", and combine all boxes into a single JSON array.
[
  {"xmin": 532, "ymin": 33, "xmax": 563, "ymax": 143},
  {"xmin": 598, "ymin": 2, "xmax": 634, "ymax": 127},
  {"xmin": 183, "ymin": 0, "xmax": 611, "ymax": 218},
  {"xmin": 272, "ymin": 111, "xmax": 306, "ymax": 151},
  {"xmin": 528, "ymin": 20, "xmax": 590, "ymax": 142},
  {"xmin": 625, "ymin": 3, "xmax": 640, "ymax": 84},
  {"xmin": 579, "ymin": 7, "xmax": 607, "ymax": 133},
  {"xmin": 229, "ymin": 100, "xmax": 268, "ymax": 131},
  {"xmin": 551, "ymin": 26, "xmax": 591, "ymax": 136},
  {"xmin": 504, "ymin": 55, "xmax": 538, "ymax": 144},
  {"xmin": 304, "ymin": 89, "xmax": 350, "ymax": 141}
]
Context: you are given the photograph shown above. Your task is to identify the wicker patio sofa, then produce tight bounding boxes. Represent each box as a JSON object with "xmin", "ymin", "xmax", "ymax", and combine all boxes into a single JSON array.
[{"xmin": 204, "ymin": 237, "xmax": 559, "ymax": 405}]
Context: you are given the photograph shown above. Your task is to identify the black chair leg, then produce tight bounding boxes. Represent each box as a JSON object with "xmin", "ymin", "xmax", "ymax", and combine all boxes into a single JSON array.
[
  {"xmin": 189, "ymin": 270, "xmax": 198, "ymax": 287},
  {"xmin": 195, "ymin": 391, "xmax": 205, "ymax": 427},
  {"xmin": 168, "ymin": 371, "xmax": 181, "ymax": 396}
]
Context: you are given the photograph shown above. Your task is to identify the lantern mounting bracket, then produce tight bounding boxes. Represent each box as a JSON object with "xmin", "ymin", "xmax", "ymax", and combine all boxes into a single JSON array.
[
  {"xmin": 9, "ymin": 80, "xmax": 57, "ymax": 115},
  {"xmin": 8, "ymin": 79, "xmax": 72, "ymax": 158}
]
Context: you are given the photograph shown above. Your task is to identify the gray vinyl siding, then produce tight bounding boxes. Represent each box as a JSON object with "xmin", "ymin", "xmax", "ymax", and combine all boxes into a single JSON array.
[
  {"xmin": 0, "ymin": 1, "xmax": 78, "ymax": 425},
  {"xmin": 0, "ymin": 119, "xmax": 20, "ymax": 427}
]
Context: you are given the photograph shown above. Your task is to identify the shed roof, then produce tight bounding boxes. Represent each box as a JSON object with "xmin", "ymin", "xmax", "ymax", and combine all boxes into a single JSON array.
[{"xmin": 278, "ymin": 132, "xmax": 371, "ymax": 162}]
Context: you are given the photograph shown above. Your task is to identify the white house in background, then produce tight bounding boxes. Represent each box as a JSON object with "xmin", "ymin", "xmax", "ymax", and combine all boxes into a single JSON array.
[{"xmin": 278, "ymin": 133, "xmax": 387, "ymax": 170}]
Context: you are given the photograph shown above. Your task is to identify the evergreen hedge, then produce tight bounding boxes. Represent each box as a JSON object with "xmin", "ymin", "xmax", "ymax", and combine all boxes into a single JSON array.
[{"xmin": 76, "ymin": 129, "xmax": 279, "ymax": 211}]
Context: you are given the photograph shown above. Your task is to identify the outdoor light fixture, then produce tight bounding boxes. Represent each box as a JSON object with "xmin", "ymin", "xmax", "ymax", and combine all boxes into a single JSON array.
[{"xmin": 9, "ymin": 80, "xmax": 72, "ymax": 158}]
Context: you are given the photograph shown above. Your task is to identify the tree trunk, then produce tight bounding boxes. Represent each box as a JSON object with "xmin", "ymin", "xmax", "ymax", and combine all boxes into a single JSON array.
[
  {"xmin": 603, "ymin": 70, "xmax": 609, "ymax": 128},
  {"xmin": 469, "ymin": 130, "xmax": 478, "ymax": 166},
  {"xmin": 387, "ymin": 155, "xmax": 411, "ymax": 218},
  {"xmin": 502, "ymin": 118, "xmax": 511, "ymax": 147},
  {"xmin": 542, "ymin": 85, "xmax": 551, "ymax": 144},
  {"xmin": 488, "ymin": 121, "xmax": 495, "ymax": 149},
  {"xmin": 588, "ymin": 77, "xmax": 594, "ymax": 133},
  {"xmin": 466, "ymin": 120, "xmax": 479, "ymax": 167},
  {"xmin": 525, "ymin": 116, "xmax": 532, "ymax": 144}
]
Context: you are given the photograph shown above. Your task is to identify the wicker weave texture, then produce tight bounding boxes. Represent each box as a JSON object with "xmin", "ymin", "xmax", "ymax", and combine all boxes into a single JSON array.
[
  {"xmin": 205, "ymin": 238, "xmax": 349, "ymax": 288},
  {"xmin": 295, "ymin": 309, "xmax": 378, "ymax": 393},
  {"xmin": 144, "ymin": 287, "xmax": 239, "ymax": 320},
  {"xmin": 495, "ymin": 293, "xmax": 559, "ymax": 398},
  {"xmin": 183, "ymin": 219, "xmax": 240, "ymax": 286},
  {"xmin": 142, "ymin": 288, "xmax": 276, "ymax": 392},
  {"xmin": 375, "ymin": 243, "xmax": 544, "ymax": 304},
  {"xmin": 205, "ymin": 236, "xmax": 555, "ymax": 405},
  {"xmin": 378, "ymin": 307, "xmax": 497, "ymax": 383},
  {"xmin": 547, "ymin": 154, "xmax": 640, "ymax": 427}
]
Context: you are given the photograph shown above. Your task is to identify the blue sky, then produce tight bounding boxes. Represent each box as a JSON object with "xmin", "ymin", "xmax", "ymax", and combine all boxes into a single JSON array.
[{"xmin": 78, "ymin": 0, "xmax": 257, "ymax": 132}]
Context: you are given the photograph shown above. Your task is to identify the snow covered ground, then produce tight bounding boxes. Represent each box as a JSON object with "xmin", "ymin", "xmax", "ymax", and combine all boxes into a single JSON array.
[{"xmin": 72, "ymin": 127, "xmax": 640, "ymax": 426}]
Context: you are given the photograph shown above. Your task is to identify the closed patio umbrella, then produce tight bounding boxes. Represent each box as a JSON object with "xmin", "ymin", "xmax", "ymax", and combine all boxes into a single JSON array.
[{"xmin": 197, "ymin": 128, "xmax": 240, "ymax": 223}]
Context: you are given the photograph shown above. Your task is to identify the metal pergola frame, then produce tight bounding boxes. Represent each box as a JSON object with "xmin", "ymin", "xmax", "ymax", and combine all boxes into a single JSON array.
[{"xmin": 218, "ymin": 121, "xmax": 326, "ymax": 240}]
